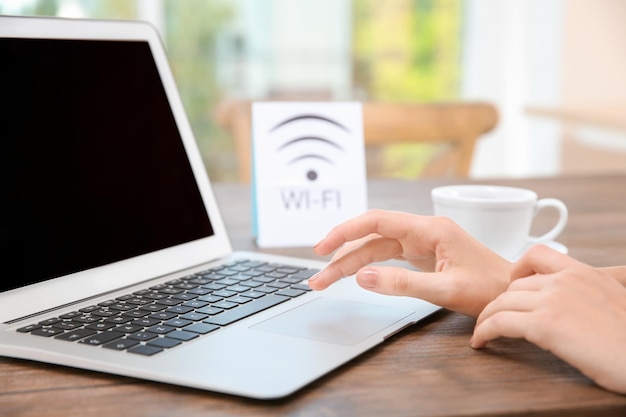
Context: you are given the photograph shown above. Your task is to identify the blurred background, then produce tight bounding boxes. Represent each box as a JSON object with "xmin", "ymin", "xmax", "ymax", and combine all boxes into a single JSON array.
[{"xmin": 2, "ymin": 0, "xmax": 625, "ymax": 182}]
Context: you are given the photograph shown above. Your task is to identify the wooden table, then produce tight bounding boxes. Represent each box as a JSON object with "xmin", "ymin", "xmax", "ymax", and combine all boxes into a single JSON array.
[{"xmin": 3, "ymin": 175, "xmax": 626, "ymax": 417}]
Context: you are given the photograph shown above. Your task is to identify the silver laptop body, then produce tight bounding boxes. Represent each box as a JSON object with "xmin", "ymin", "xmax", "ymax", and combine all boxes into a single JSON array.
[{"xmin": 0, "ymin": 15, "xmax": 440, "ymax": 399}]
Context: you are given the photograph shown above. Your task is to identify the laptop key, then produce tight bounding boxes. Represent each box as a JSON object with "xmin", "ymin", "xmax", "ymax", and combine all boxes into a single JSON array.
[
  {"xmin": 275, "ymin": 288, "xmax": 306, "ymax": 298},
  {"xmin": 266, "ymin": 281, "xmax": 290, "ymax": 289},
  {"xmin": 132, "ymin": 317, "xmax": 161, "ymax": 327},
  {"xmin": 16, "ymin": 324, "xmax": 42, "ymax": 333},
  {"xmin": 239, "ymin": 290, "xmax": 265, "ymax": 299},
  {"xmin": 197, "ymin": 295, "xmax": 223, "ymax": 303},
  {"xmin": 155, "ymin": 298, "xmax": 182, "ymax": 306},
  {"xmin": 86, "ymin": 322, "xmax": 116, "ymax": 331},
  {"xmin": 128, "ymin": 345, "xmax": 163, "ymax": 356},
  {"xmin": 116, "ymin": 294, "xmax": 135, "ymax": 301},
  {"xmin": 163, "ymin": 318, "xmax": 192, "ymax": 328},
  {"xmin": 280, "ymin": 277, "xmax": 306, "ymax": 284},
  {"xmin": 185, "ymin": 323, "xmax": 219, "ymax": 335},
  {"xmin": 173, "ymin": 282, "xmax": 198, "ymax": 290},
  {"xmin": 32, "ymin": 327, "xmax": 65, "ymax": 337},
  {"xmin": 166, "ymin": 306, "xmax": 193, "ymax": 314},
  {"xmin": 145, "ymin": 324, "xmax": 175, "ymax": 335},
  {"xmin": 213, "ymin": 290, "xmax": 237, "ymax": 298},
  {"xmin": 202, "ymin": 283, "xmax": 226, "ymax": 291},
  {"xmin": 90, "ymin": 309, "xmax": 118, "ymax": 318},
  {"xmin": 276, "ymin": 267, "xmax": 301, "ymax": 274},
  {"xmin": 187, "ymin": 278, "xmax": 213, "ymax": 286},
  {"xmin": 196, "ymin": 306, "xmax": 224, "ymax": 316},
  {"xmin": 203, "ymin": 294, "xmax": 290, "ymax": 326},
  {"xmin": 216, "ymin": 278, "xmax": 239, "ymax": 286},
  {"xmin": 104, "ymin": 315, "xmax": 133, "ymax": 325},
  {"xmin": 226, "ymin": 284, "xmax": 249, "ymax": 293},
  {"xmin": 187, "ymin": 287, "xmax": 212, "ymax": 296},
  {"xmin": 290, "ymin": 284, "xmax": 313, "ymax": 292},
  {"xmin": 251, "ymin": 276, "xmax": 275, "ymax": 284},
  {"xmin": 108, "ymin": 303, "xmax": 136, "ymax": 311},
  {"xmin": 166, "ymin": 330, "xmax": 198, "ymax": 341},
  {"xmin": 79, "ymin": 331, "xmax": 125, "ymax": 346},
  {"xmin": 72, "ymin": 316, "xmax": 102, "ymax": 324},
  {"xmin": 128, "ymin": 331, "xmax": 158, "ymax": 342},
  {"xmin": 179, "ymin": 312, "xmax": 208, "ymax": 321},
  {"xmin": 253, "ymin": 286, "xmax": 277, "ymax": 294},
  {"xmin": 55, "ymin": 328, "xmax": 97, "ymax": 341},
  {"xmin": 159, "ymin": 288, "xmax": 183, "ymax": 295},
  {"xmin": 264, "ymin": 272, "xmax": 287, "ymax": 279},
  {"xmin": 172, "ymin": 293, "xmax": 197, "ymax": 301},
  {"xmin": 103, "ymin": 338, "xmax": 140, "ymax": 351},
  {"xmin": 149, "ymin": 311, "xmax": 177, "ymax": 321},
  {"xmin": 139, "ymin": 304, "xmax": 167, "ymax": 312},
  {"xmin": 59, "ymin": 311, "xmax": 82, "ymax": 319},
  {"xmin": 182, "ymin": 300, "xmax": 209, "ymax": 309},
  {"xmin": 116, "ymin": 324, "xmax": 144, "ymax": 333},
  {"xmin": 125, "ymin": 297, "xmax": 151, "ymax": 305},
  {"xmin": 288, "ymin": 269, "xmax": 320, "ymax": 280},
  {"xmin": 143, "ymin": 292, "xmax": 167, "ymax": 300},
  {"xmin": 38, "ymin": 318, "xmax": 61, "ymax": 326},
  {"xmin": 226, "ymin": 295, "xmax": 252, "ymax": 304},
  {"xmin": 122, "ymin": 310, "xmax": 151, "ymax": 318},
  {"xmin": 212, "ymin": 301, "xmax": 238, "ymax": 310},
  {"xmin": 53, "ymin": 322, "xmax": 82, "ymax": 331},
  {"xmin": 148, "ymin": 337, "xmax": 181, "ymax": 349}
]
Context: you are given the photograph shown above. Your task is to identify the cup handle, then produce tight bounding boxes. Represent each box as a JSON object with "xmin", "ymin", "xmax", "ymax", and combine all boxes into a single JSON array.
[{"xmin": 527, "ymin": 198, "xmax": 568, "ymax": 244}]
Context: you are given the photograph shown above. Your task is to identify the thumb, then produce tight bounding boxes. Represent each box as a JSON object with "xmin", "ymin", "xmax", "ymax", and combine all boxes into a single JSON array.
[{"xmin": 356, "ymin": 265, "xmax": 446, "ymax": 302}]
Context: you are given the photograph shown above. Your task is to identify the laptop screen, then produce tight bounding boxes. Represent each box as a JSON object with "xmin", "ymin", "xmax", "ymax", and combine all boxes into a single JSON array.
[{"xmin": 0, "ymin": 38, "xmax": 214, "ymax": 292}]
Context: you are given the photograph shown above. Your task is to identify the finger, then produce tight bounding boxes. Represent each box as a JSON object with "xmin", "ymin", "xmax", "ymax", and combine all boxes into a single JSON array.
[
  {"xmin": 314, "ymin": 210, "xmax": 422, "ymax": 256},
  {"xmin": 355, "ymin": 265, "xmax": 450, "ymax": 302},
  {"xmin": 511, "ymin": 245, "xmax": 576, "ymax": 281},
  {"xmin": 354, "ymin": 265, "xmax": 486, "ymax": 315},
  {"xmin": 356, "ymin": 263, "xmax": 513, "ymax": 317},
  {"xmin": 308, "ymin": 237, "xmax": 403, "ymax": 291},
  {"xmin": 330, "ymin": 234, "xmax": 381, "ymax": 262},
  {"xmin": 471, "ymin": 311, "xmax": 533, "ymax": 349},
  {"xmin": 475, "ymin": 290, "xmax": 540, "ymax": 327}
]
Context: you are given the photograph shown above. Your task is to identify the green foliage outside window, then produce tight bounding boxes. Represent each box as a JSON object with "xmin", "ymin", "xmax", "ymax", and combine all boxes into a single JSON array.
[
  {"xmin": 353, "ymin": 0, "xmax": 462, "ymax": 178},
  {"xmin": 162, "ymin": 1, "xmax": 233, "ymax": 181}
]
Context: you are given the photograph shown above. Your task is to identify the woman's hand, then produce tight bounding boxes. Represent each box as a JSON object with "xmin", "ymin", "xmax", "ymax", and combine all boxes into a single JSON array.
[
  {"xmin": 472, "ymin": 245, "xmax": 626, "ymax": 394},
  {"xmin": 309, "ymin": 209, "xmax": 512, "ymax": 317}
]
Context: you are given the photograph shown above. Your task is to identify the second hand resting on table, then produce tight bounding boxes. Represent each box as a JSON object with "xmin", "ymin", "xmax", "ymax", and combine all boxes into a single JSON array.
[{"xmin": 307, "ymin": 209, "xmax": 626, "ymax": 394}]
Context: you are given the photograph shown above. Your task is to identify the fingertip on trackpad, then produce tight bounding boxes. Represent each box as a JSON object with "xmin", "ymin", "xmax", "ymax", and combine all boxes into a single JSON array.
[{"xmin": 251, "ymin": 297, "xmax": 413, "ymax": 345}]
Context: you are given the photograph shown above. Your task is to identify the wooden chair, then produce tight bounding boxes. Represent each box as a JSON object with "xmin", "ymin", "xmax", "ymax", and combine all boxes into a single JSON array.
[{"xmin": 215, "ymin": 100, "xmax": 498, "ymax": 182}]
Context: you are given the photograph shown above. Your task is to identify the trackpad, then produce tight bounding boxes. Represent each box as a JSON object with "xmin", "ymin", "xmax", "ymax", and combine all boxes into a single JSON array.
[{"xmin": 251, "ymin": 297, "xmax": 413, "ymax": 345}]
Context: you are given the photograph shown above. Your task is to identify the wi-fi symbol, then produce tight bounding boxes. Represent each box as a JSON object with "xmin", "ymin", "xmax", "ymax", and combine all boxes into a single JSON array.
[{"xmin": 269, "ymin": 114, "xmax": 349, "ymax": 182}]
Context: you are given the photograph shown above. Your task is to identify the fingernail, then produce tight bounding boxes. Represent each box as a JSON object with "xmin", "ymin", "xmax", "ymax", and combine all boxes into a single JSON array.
[
  {"xmin": 469, "ymin": 336, "xmax": 481, "ymax": 349},
  {"xmin": 358, "ymin": 268, "xmax": 378, "ymax": 289},
  {"xmin": 308, "ymin": 272, "xmax": 319, "ymax": 282}
]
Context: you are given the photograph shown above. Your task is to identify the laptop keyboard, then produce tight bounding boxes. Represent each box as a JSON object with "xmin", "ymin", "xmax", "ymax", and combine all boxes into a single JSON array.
[{"xmin": 16, "ymin": 259, "xmax": 318, "ymax": 356}]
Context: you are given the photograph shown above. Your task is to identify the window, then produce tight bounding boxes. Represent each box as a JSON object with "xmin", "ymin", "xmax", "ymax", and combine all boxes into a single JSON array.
[{"xmin": 2, "ymin": 0, "xmax": 462, "ymax": 181}]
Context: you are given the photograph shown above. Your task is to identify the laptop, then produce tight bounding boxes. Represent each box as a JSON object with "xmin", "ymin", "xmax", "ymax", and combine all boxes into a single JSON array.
[{"xmin": 0, "ymin": 15, "xmax": 440, "ymax": 399}]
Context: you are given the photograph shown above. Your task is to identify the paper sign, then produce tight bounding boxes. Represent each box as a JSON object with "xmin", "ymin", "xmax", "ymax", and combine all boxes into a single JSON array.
[{"xmin": 251, "ymin": 102, "xmax": 368, "ymax": 247}]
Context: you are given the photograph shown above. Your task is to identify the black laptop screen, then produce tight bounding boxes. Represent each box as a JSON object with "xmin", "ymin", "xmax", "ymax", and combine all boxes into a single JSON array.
[{"xmin": 0, "ymin": 38, "xmax": 214, "ymax": 292}]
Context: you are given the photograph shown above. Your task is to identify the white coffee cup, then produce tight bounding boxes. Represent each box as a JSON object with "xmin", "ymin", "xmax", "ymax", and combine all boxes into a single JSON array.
[{"xmin": 431, "ymin": 185, "xmax": 568, "ymax": 259}]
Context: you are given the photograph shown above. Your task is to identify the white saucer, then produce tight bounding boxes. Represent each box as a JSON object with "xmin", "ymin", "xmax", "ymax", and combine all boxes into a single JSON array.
[{"xmin": 508, "ymin": 241, "xmax": 568, "ymax": 262}]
